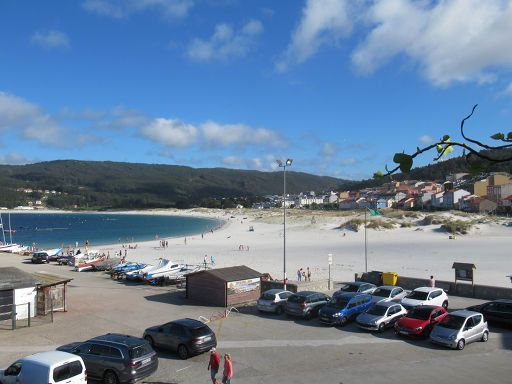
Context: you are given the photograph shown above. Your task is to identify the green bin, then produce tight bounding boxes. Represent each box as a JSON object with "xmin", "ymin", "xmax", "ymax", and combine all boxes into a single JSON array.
[{"xmin": 382, "ymin": 272, "xmax": 398, "ymax": 286}]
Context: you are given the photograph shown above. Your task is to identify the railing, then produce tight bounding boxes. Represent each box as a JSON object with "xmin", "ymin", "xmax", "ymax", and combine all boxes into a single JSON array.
[
  {"xmin": 198, "ymin": 307, "xmax": 240, "ymax": 323},
  {"xmin": 0, "ymin": 301, "xmax": 55, "ymax": 331}
]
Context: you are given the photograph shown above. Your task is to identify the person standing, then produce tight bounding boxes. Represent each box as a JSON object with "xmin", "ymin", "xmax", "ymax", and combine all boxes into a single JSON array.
[
  {"xmin": 297, "ymin": 269, "xmax": 302, "ymax": 281},
  {"xmin": 222, "ymin": 353, "xmax": 233, "ymax": 384},
  {"xmin": 429, "ymin": 275, "xmax": 435, "ymax": 287},
  {"xmin": 211, "ymin": 255, "xmax": 216, "ymax": 266},
  {"xmin": 207, "ymin": 348, "xmax": 220, "ymax": 383},
  {"xmin": 307, "ymin": 267, "xmax": 311, "ymax": 282},
  {"xmin": 204, "ymin": 255, "xmax": 208, "ymax": 269}
]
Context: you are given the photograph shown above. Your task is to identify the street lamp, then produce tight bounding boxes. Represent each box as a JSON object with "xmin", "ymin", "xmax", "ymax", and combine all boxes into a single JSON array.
[{"xmin": 276, "ymin": 158, "xmax": 293, "ymax": 290}]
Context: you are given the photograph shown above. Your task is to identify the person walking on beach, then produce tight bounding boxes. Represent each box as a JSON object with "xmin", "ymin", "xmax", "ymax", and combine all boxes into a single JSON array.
[
  {"xmin": 204, "ymin": 255, "xmax": 208, "ymax": 269},
  {"xmin": 307, "ymin": 267, "xmax": 311, "ymax": 282},
  {"xmin": 429, "ymin": 275, "xmax": 435, "ymax": 287},
  {"xmin": 222, "ymin": 353, "xmax": 233, "ymax": 384},
  {"xmin": 211, "ymin": 255, "xmax": 216, "ymax": 266},
  {"xmin": 297, "ymin": 269, "xmax": 302, "ymax": 281},
  {"xmin": 207, "ymin": 348, "xmax": 220, "ymax": 383}
]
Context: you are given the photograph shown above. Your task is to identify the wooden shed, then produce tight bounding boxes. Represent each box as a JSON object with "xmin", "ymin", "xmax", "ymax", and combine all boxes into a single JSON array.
[
  {"xmin": 186, "ymin": 266, "xmax": 261, "ymax": 307},
  {"xmin": 0, "ymin": 267, "xmax": 38, "ymax": 321},
  {"xmin": 32, "ymin": 272, "xmax": 73, "ymax": 315}
]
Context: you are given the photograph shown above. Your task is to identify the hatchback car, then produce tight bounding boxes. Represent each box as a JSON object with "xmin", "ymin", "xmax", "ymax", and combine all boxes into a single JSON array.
[
  {"xmin": 318, "ymin": 293, "xmax": 373, "ymax": 326},
  {"xmin": 143, "ymin": 318, "xmax": 216, "ymax": 359},
  {"xmin": 430, "ymin": 310, "xmax": 489, "ymax": 350},
  {"xmin": 31, "ymin": 252, "xmax": 50, "ymax": 264},
  {"xmin": 284, "ymin": 291, "xmax": 331, "ymax": 320},
  {"xmin": 57, "ymin": 333, "xmax": 158, "ymax": 384},
  {"xmin": 395, "ymin": 305, "xmax": 448, "ymax": 338},
  {"xmin": 356, "ymin": 302, "xmax": 407, "ymax": 332},
  {"xmin": 332, "ymin": 282, "xmax": 376, "ymax": 299},
  {"xmin": 257, "ymin": 289, "xmax": 293, "ymax": 314},
  {"xmin": 466, "ymin": 299, "xmax": 512, "ymax": 327},
  {"xmin": 400, "ymin": 287, "xmax": 448, "ymax": 310},
  {"xmin": 371, "ymin": 286, "xmax": 407, "ymax": 303}
]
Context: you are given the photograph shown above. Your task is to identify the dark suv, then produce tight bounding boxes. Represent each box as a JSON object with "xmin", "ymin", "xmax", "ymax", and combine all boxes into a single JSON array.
[
  {"xmin": 57, "ymin": 333, "xmax": 158, "ymax": 384},
  {"xmin": 31, "ymin": 252, "xmax": 50, "ymax": 264},
  {"xmin": 143, "ymin": 318, "xmax": 217, "ymax": 359},
  {"xmin": 284, "ymin": 291, "xmax": 331, "ymax": 320}
]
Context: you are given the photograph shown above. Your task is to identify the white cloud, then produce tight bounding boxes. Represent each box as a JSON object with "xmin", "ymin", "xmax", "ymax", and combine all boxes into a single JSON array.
[
  {"xmin": 418, "ymin": 134, "xmax": 434, "ymax": 145},
  {"xmin": 31, "ymin": 30, "xmax": 70, "ymax": 49},
  {"xmin": 0, "ymin": 152, "xmax": 32, "ymax": 165},
  {"xmin": 0, "ymin": 92, "xmax": 67, "ymax": 146},
  {"xmin": 321, "ymin": 142, "xmax": 337, "ymax": 156},
  {"xmin": 186, "ymin": 20, "xmax": 263, "ymax": 62},
  {"xmin": 502, "ymin": 82, "xmax": 512, "ymax": 96},
  {"xmin": 141, "ymin": 118, "xmax": 198, "ymax": 147},
  {"xmin": 82, "ymin": 0, "xmax": 193, "ymax": 19},
  {"xmin": 276, "ymin": 0, "xmax": 354, "ymax": 72},
  {"xmin": 280, "ymin": 0, "xmax": 512, "ymax": 86},
  {"xmin": 222, "ymin": 156, "xmax": 243, "ymax": 165},
  {"xmin": 200, "ymin": 121, "xmax": 284, "ymax": 147}
]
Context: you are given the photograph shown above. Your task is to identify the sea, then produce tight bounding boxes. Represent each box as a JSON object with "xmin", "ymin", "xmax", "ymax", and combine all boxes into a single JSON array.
[{"xmin": 0, "ymin": 212, "xmax": 223, "ymax": 249}]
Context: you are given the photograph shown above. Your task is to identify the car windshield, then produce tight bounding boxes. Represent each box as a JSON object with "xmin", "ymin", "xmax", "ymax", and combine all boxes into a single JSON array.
[
  {"xmin": 328, "ymin": 298, "xmax": 349, "ymax": 309},
  {"xmin": 287, "ymin": 295, "xmax": 306, "ymax": 303},
  {"xmin": 129, "ymin": 343, "xmax": 153, "ymax": 359},
  {"xmin": 373, "ymin": 288, "xmax": 392, "ymax": 297},
  {"xmin": 407, "ymin": 307, "xmax": 432, "ymax": 320},
  {"xmin": 339, "ymin": 284, "xmax": 358, "ymax": 292},
  {"xmin": 261, "ymin": 293, "xmax": 276, "ymax": 300},
  {"xmin": 438, "ymin": 315, "xmax": 465, "ymax": 330},
  {"xmin": 406, "ymin": 291, "xmax": 429, "ymax": 301},
  {"xmin": 189, "ymin": 326, "xmax": 211, "ymax": 337},
  {"xmin": 366, "ymin": 305, "xmax": 388, "ymax": 316}
]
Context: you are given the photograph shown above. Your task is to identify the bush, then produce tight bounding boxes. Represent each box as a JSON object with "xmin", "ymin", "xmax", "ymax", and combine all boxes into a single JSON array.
[
  {"xmin": 341, "ymin": 218, "xmax": 365, "ymax": 232},
  {"xmin": 441, "ymin": 219, "xmax": 474, "ymax": 234},
  {"xmin": 367, "ymin": 219, "xmax": 396, "ymax": 229}
]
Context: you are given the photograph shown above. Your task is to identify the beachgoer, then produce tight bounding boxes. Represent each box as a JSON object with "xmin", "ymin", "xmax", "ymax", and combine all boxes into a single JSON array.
[
  {"xmin": 124, "ymin": 249, "xmax": 127, "ymax": 257},
  {"xmin": 307, "ymin": 267, "xmax": 311, "ymax": 282},
  {"xmin": 184, "ymin": 237, "xmax": 187, "ymax": 245},
  {"xmin": 222, "ymin": 353, "xmax": 233, "ymax": 384},
  {"xmin": 429, "ymin": 275, "xmax": 435, "ymax": 287},
  {"xmin": 202, "ymin": 233, "xmax": 204, "ymax": 239},
  {"xmin": 211, "ymin": 255, "xmax": 216, "ymax": 266},
  {"xmin": 302, "ymin": 270, "xmax": 306, "ymax": 280},
  {"xmin": 297, "ymin": 269, "xmax": 302, "ymax": 281},
  {"xmin": 246, "ymin": 245, "xmax": 249, "ymax": 251},
  {"xmin": 204, "ymin": 255, "xmax": 208, "ymax": 269},
  {"xmin": 165, "ymin": 240, "xmax": 168, "ymax": 248},
  {"xmin": 208, "ymin": 348, "xmax": 220, "ymax": 383}
]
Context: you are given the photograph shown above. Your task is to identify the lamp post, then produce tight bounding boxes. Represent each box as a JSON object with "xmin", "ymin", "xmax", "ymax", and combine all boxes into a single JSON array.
[{"xmin": 277, "ymin": 158, "xmax": 293, "ymax": 290}]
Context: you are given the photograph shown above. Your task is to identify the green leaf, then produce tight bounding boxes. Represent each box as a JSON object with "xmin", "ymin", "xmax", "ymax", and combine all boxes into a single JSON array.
[
  {"xmin": 392, "ymin": 153, "xmax": 413, "ymax": 173},
  {"xmin": 373, "ymin": 171, "xmax": 384, "ymax": 178},
  {"xmin": 444, "ymin": 145, "xmax": 454, "ymax": 155},
  {"xmin": 436, "ymin": 144, "xmax": 444, "ymax": 154},
  {"xmin": 442, "ymin": 135, "xmax": 450, "ymax": 142},
  {"xmin": 490, "ymin": 133, "xmax": 504, "ymax": 140}
]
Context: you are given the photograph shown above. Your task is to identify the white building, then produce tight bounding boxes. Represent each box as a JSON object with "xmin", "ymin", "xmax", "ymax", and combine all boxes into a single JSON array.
[{"xmin": 0, "ymin": 267, "xmax": 38, "ymax": 321}]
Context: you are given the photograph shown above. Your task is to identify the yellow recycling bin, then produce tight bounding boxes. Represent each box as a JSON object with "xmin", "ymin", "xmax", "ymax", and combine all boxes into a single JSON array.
[{"xmin": 382, "ymin": 272, "xmax": 398, "ymax": 286}]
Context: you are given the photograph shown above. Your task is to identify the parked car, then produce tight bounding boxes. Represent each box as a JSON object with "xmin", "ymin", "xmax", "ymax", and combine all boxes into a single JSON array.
[
  {"xmin": 257, "ymin": 289, "xmax": 293, "ymax": 314},
  {"xmin": 57, "ymin": 255, "xmax": 74, "ymax": 265},
  {"xmin": 332, "ymin": 282, "xmax": 376, "ymax": 299},
  {"xmin": 395, "ymin": 305, "xmax": 448, "ymax": 338},
  {"xmin": 466, "ymin": 299, "xmax": 512, "ymax": 327},
  {"xmin": 318, "ymin": 292, "xmax": 373, "ymax": 326},
  {"xmin": 143, "ymin": 318, "xmax": 216, "ymax": 360},
  {"xmin": 430, "ymin": 310, "xmax": 489, "ymax": 350},
  {"xmin": 400, "ymin": 287, "xmax": 449, "ymax": 311},
  {"xmin": 0, "ymin": 351, "xmax": 86, "ymax": 384},
  {"xmin": 284, "ymin": 291, "xmax": 331, "ymax": 320},
  {"xmin": 31, "ymin": 252, "xmax": 50, "ymax": 264},
  {"xmin": 57, "ymin": 333, "xmax": 158, "ymax": 384},
  {"xmin": 371, "ymin": 286, "xmax": 408, "ymax": 303},
  {"xmin": 356, "ymin": 302, "xmax": 408, "ymax": 332}
]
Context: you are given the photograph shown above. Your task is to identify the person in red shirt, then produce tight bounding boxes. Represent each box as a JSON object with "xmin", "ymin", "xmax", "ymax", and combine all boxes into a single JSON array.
[
  {"xmin": 222, "ymin": 353, "xmax": 233, "ymax": 384},
  {"xmin": 207, "ymin": 348, "xmax": 220, "ymax": 383}
]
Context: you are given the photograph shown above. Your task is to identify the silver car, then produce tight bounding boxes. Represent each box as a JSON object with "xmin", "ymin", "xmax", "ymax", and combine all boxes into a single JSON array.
[
  {"xmin": 257, "ymin": 289, "xmax": 293, "ymax": 314},
  {"xmin": 430, "ymin": 310, "xmax": 489, "ymax": 350},
  {"xmin": 356, "ymin": 302, "xmax": 407, "ymax": 332},
  {"xmin": 371, "ymin": 286, "xmax": 408, "ymax": 303}
]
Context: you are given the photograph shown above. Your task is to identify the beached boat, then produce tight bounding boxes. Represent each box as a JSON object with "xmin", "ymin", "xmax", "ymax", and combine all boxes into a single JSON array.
[
  {"xmin": 74, "ymin": 251, "xmax": 104, "ymax": 272},
  {"xmin": 143, "ymin": 259, "xmax": 184, "ymax": 283},
  {"xmin": 0, "ymin": 244, "xmax": 27, "ymax": 253},
  {"xmin": 125, "ymin": 264, "xmax": 154, "ymax": 281}
]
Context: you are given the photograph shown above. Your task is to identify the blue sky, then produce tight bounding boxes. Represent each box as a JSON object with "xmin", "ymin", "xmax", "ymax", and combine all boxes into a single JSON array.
[{"xmin": 1, "ymin": 0, "xmax": 512, "ymax": 180}]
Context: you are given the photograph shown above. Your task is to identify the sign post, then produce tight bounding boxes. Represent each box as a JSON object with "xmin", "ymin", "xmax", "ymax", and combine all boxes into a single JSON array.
[{"xmin": 328, "ymin": 253, "xmax": 333, "ymax": 290}]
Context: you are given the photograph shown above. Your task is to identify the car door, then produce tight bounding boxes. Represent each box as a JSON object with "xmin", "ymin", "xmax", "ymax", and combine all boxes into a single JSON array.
[
  {"xmin": 1, "ymin": 362, "xmax": 22, "ymax": 384},
  {"xmin": 387, "ymin": 305, "xmax": 401, "ymax": 325},
  {"xmin": 168, "ymin": 324, "xmax": 187, "ymax": 351},
  {"xmin": 391, "ymin": 288, "xmax": 405, "ymax": 302},
  {"xmin": 84, "ymin": 343, "xmax": 107, "ymax": 379},
  {"xmin": 153, "ymin": 324, "xmax": 171, "ymax": 347},
  {"xmin": 461, "ymin": 316, "xmax": 475, "ymax": 342},
  {"xmin": 347, "ymin": 298, "xmax": 359, "ymax": 318},
  {"xmin": 467, "ymin": 315, "xmax": 483, "ymax": 342}
]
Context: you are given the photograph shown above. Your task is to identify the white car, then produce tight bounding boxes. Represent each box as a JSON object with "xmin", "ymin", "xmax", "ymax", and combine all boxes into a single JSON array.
[
  {"xmin": 371, "ymin": 285, "xmax": 408, "ymax": 303},
  {"xmin": 400, "ymin": 287, "xmax": 448, "ymax": 311}
]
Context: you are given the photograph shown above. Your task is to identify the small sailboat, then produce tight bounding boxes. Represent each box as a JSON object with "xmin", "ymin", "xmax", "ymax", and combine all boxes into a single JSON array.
[{"xmin": 143, "ymin": 259, "xmax": 184, "ymax": 283}]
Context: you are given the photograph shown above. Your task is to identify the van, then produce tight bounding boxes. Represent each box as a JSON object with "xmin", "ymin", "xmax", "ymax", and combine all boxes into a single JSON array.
[
  {"xmin": 0, "ymin": 351, "xmax": 86, "ymax": 384},
  {"xmin": 318, "ymin": 292, "xmax": 373, "ymax": 326}
]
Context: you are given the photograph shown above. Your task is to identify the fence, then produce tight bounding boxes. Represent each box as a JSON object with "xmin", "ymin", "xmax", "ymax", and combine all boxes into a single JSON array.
[{"xmin": 0, "ymin": 301, "xmax": 56, "ymax": 331}]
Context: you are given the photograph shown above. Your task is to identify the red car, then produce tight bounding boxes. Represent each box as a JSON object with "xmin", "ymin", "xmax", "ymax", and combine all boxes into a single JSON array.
[{"xmin": 395, "ymin": 305, "xmax": 448, "ymax": 338}]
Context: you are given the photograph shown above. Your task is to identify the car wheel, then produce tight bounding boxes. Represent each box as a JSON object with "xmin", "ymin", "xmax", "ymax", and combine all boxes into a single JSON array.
[
  {"xmin": 276, "ymin": 306, "xmax": 283, "ymax": 315},
  {"xmin": 304, "ymin": 311, "xmax": 312, "ymax": 320},
  {"xmin": 178, "ymin": 344, "xmax": 189, "ymax": 360},
  {"xmin": 144, "ymin": 335, "xmax": 154, "ymax": 347},
  {"xmin": 442, "ymin": 301, "xmax": 448, "ymax": 309},
  {"xmin": 339, "ymin": 316, "xmax": 348, "ymax": 326},
  {"xmin": 456, "ymin": 339, "xmax": 465, "ymax": 350},
  {"xmin": 103, "ymin": 370, "xmax": 119, "ymax": 384},
  {"xmin": 481, "ymin": 331, "xmax": 489, "ymax": 342},
  {"xmin": 378, "ymin": 323, "xmax": 385, "ymax": 333}
]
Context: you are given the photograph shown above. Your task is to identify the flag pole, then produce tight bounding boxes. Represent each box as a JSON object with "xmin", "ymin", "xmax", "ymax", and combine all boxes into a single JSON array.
[{"xmin": 364, "ymin": 208, "xmax": 368, "ymax": 273}]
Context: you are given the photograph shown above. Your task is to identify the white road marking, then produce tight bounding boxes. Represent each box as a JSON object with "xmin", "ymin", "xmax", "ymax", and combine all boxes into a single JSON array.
[{"xmin": 176, "ymin": 366, "xmax": 191, "ymax": 372}]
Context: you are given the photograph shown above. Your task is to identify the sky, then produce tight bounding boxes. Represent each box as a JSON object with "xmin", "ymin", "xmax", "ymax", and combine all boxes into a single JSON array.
[{"xmin": 1, "ymin": 0, "xmax": 512, "ymax": 180}]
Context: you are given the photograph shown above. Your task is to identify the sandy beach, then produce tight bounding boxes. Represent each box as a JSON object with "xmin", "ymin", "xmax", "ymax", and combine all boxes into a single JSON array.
[{"xmin": 65, "ymin": 208, "xmax": 512, "ymax": 288}]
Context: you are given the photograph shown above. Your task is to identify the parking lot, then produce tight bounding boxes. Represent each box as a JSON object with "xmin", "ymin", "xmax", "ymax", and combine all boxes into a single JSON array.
[{"xmin": 1, "ymin": 254, "xmax": 511, "ymax": 383}]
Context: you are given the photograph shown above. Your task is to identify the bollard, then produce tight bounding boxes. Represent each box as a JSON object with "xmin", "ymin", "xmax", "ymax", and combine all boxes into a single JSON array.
[
  {"xmin": 28, "ymin": 303, "xmax": 31, "ymax": 327},
  {"xmin": 11, "ymin": 304, "xmax": 16, "ymax": 330}
]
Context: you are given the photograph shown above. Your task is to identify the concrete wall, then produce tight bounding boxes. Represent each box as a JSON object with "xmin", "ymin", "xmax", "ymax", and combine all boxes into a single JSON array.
[
  {"xmin": 14, "ymin": 287, "xmax": 36, "ymax": 319},
  {"xmin": 357, "ymin": 273, "xmax": 512, "ymax": 300},
  {"xmin": 261, "ymin": 279, "xmax": 329, "ymax": 294}
]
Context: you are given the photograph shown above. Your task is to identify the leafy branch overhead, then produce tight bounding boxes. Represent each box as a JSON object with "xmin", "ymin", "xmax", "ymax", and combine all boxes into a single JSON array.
[{"xmin": 375, "ymin": 105, "xmax": 512, "ymax": 178}]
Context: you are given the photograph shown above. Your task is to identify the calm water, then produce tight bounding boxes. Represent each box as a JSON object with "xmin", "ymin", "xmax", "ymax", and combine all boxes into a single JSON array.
[{"xmin": 0, "ymin": 212, "xmax": 222, "ymax": 249}]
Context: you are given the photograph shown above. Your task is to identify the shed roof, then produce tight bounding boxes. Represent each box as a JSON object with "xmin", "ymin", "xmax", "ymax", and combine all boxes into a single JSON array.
[
  {"xmin": 31, "ymin": 272, "xmax": 73, "ymax": 287},
  {"xmin": 0, "ymin": 267, "xmax": 39, "ymax": 290},
  {"xmin": 187, "ymin": 265, "xmax": 261, "ymax": 282},
  {"xmin": 452, "ymin": 262, "xmax": 476, "ymax": 270}
]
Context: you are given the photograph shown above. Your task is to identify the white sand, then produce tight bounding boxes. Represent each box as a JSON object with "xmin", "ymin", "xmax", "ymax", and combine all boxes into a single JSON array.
[{"xmin": 81, "ymin": 208, "xmax": 512, "ymax": 288}]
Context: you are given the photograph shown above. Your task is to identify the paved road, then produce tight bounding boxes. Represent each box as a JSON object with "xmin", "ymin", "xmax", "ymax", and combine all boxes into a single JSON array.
[{"xmin": 0, "ymin": 253, "xmax": 511, "ymax": 383}]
